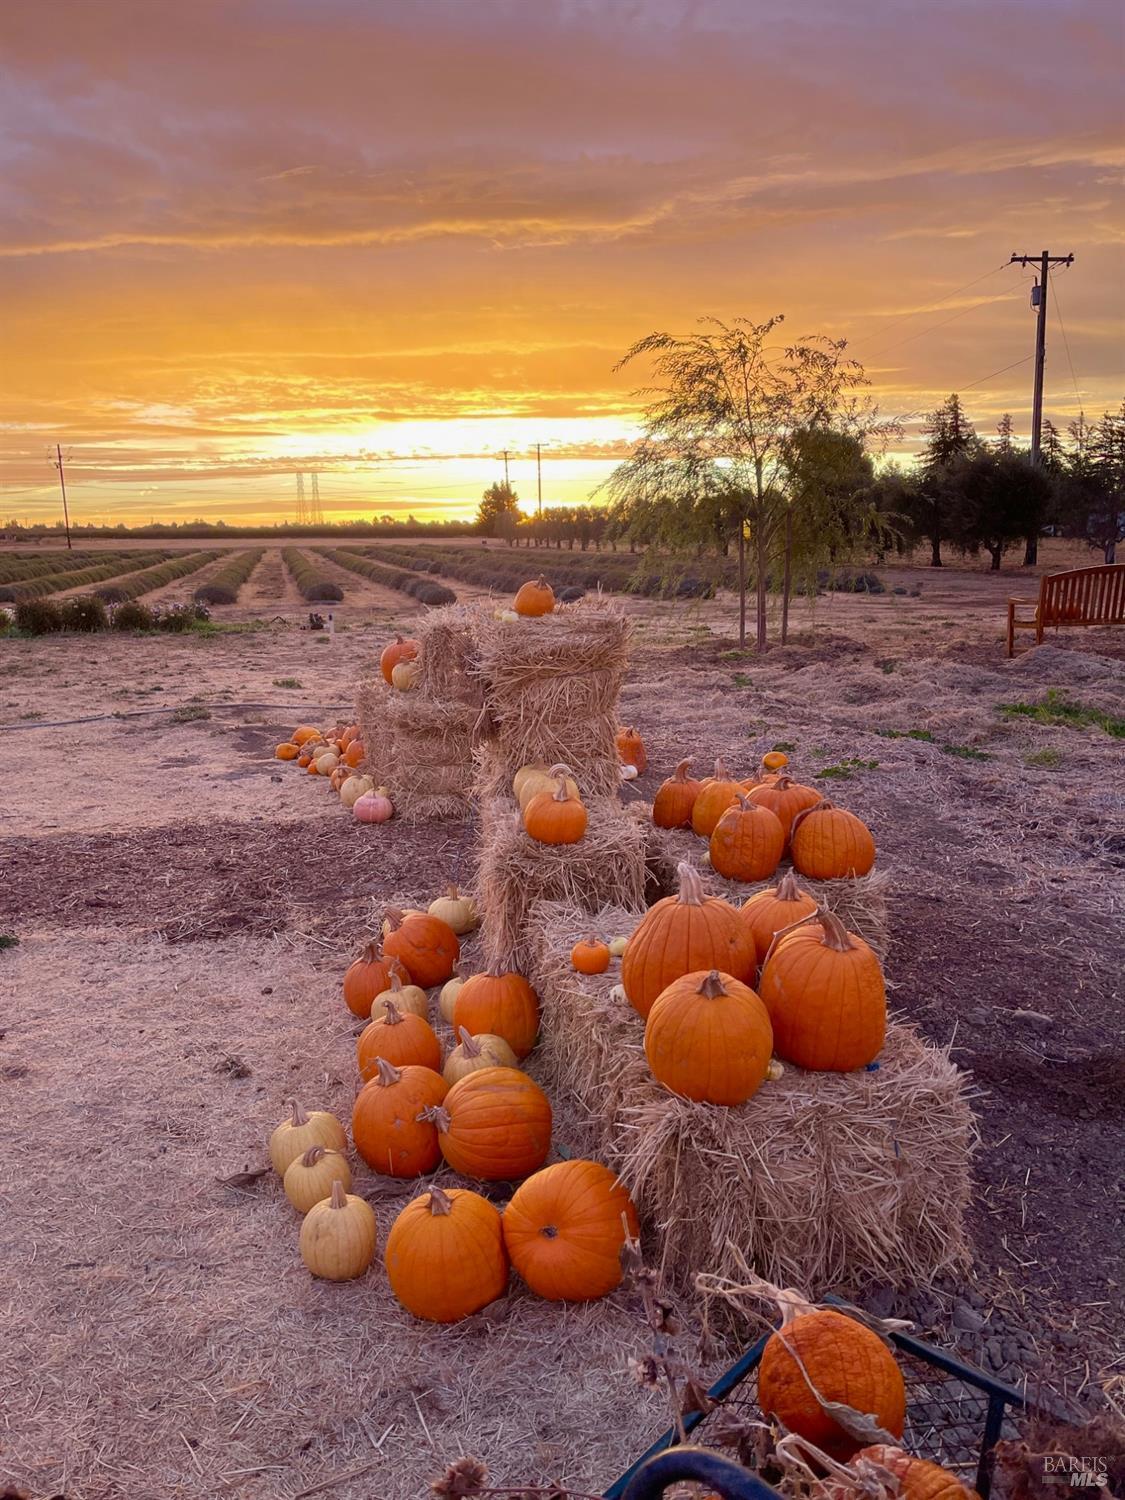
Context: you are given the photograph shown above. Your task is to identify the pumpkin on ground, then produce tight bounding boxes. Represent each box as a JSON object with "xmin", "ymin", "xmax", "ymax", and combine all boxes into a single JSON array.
[
  {"xmin": 385, "ymin": 1186, "xmax": 509, "ymax": 1323},
  {"xmin": 513, "ymin": 576, "xmax": 555, "ymax": 617},
  {"xmin": 652, "ymin": 759, "xmax": 702, "ymax": 829},
  {"xmin": 758, "ymin": 910, "xmax": 886, "ymax": 1071},
  {"xmin": 758, "ymin": 1307, "xmax": 906, "ymax": 1460},
  {"xmin": 571, "ymin": 937, "xmax": 610, "ymax": 975},
  {"xmin": 351, "ymin": 1059, "xmax": 448, "ymax": 1177},
  {"xmin": 790, "ymin": 800, "xmax": 877, "ymax": 880},
  {"xmin": 615, "ymin": 726, "xmax": 647, "ymax": 773},
  {"xmin": 357, "ymin": 1000, "xmax": 441, "ymax": 1078},
  {"xmin": 428, "ymin": 885, "xmax": 478, "ymax": 935},
  {"xmin": 747, "ymin": 773, "xmax": 822, "ymax": 845},
  {"xmin": 275, "ymin": 742, "xmax": 300, "ymax": 761},
  {"xmin": 380, "ymin": 633, "xmax": 420, "ymax": 684},
  {"xmin": 353, "ymin": 789, "xmax": 394, "ymax": 823},
  {"xmin": 709, "ymin": 794, "xmax": 785, "ymax": 882},
  {"xmin": 845, "ymin": 1447, "xmax": 980, "ymax": 1500},
  {"xmin": 453, "ymin": 971, "xmax": 540, "ymax": 1058},
  {"xmin": 292, "ymin": 725, "xmax": 322, "ymax": 746},
  {"xmin": 383, "ymin": 908, "xmax": 460, "ymax": 986},
  {"xmin": 761, "ymin": 750, "xmax": 789, "ymax": 773},
  {"xmin": 502, "ymin": 1159, "xmax": 638, "ymax": 1302},
  {"xmin": 443, "ymin": 1028, "xmax": 520, "ymax": 1085},
  {"xmin": 523, "ymin": 765, "xmax": 587, "ymax": 845},
  {"xmin": 283, "ymin": 1146, "xmax": 352, "ymax": 1214},
  {"xmin": 342, "ymin": 943, "xmax": 408, "ymax": 1019},
  {"xmin": 299, "ymin": 1180, "xmax": 377, "ymax": 1281},
  {"xmin": 343, "ymin": 740, "xmax": 365, "ymax": 769},
  {"xmin": 269, "ymin": 1101, "xmax": 348, "ymax": 1176},
  {"xmin": 621, "ymin": 861, "xmax": 757, "ymax": 1019},
  {"xmin": 439, "ymin": 972, "xmax": 465, "ymax": 1024},
  {"xmin": 340, "ymin": 774, "xmax": 374, "ymax": 809},
  {"xmin": 426, "ymin": 1067, "xmax": 552, "ymax": 1180},
  {"xmin": 368, "ymin": 970, "xmax": 430, "ymax": 1023},
  {"xmin": 691, "ymin": 759, "xmax": 744, "ymax": 837},
  {"xmin": 645, "ymin": 968, "xmax": 774, "ymax": 1105},
  {"xmin": 739, "ymin": 870, "xmax": 819, "ymax": 966}
]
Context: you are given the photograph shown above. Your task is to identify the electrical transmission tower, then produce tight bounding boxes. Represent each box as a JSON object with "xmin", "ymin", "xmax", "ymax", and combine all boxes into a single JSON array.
[
  {"xmin": 295, "ymin": 472, "xmax": 307, "ymax": 525},
  {"xmin": 309, "ymin": 472, "xmax": 323, "ymax": 526}
]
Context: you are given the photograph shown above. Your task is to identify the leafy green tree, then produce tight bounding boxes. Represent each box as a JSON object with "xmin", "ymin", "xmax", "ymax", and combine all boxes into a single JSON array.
[
  {"xmin": 476, "ymin": 481, "xmax": 522, "ymax": 539},
  {"xmin": 956, "ymin": 450, "xmax": 1052, "ymax": 570},
  {"xmin": 904, "ymin": 393, "xmax": 979, "ymax": 566}
]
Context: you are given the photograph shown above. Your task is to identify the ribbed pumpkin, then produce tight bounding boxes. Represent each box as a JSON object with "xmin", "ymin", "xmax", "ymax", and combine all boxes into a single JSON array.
[
  {"xmin": 427, "ymin": 1067, "xmax": 552, "ymax": 1180},
  {"xmin": 283, "ymin": 1145, "xmax": 352, "ymax": 1213},
  {"xmin": 351, "ymin": 1059, "xmax": 448, "ymax": 1177},
  {"xmin": 747, "ymin": 773, "xmax": 822, "ymax": 845},
  {"xmin": 357, "ymin": 1000, "xmax": 441, "ymax": 1078},
  {"xmin": 644, "ymin": 969, "xmax": 773, "ymax": 1105},
  {"xmin": 442, "ymin": 1028, "xmax": 519, "ymax": 1085},
  {"xmin": 453, "ymin": 971, "xmax": 540, "ymax": 1059},
  {"xmin": 502, "ymin": 1160, "xmax": 639, "ymax": 1302},
  {"xmin": 691, "ymin": 759, "xmax": 743, "ymax": 837},
  {"xmin": 343, "ymin": 739, "xmax": 365, "ymax": 769},
  {"xmin": 515, "ymin": 763, "xmax": 580, "ymax": 812},
  {"xmin": 615, "ymin": 726, "xmax": 646, "ymax": 773},
  {"xmin": 758, "ymin": 910, "xmax": 886, "ymax": 1071},
  {"xmin": 571, "ymin": 937, "xmax": 610, "ymax": 975},
  {"xmin": 380, "ymin": 633, "xmax": 419, "ymax": 684},
  {"xmin": 369, "ymin": 970, "xmax": 430, "ymax": 1024},
  {"xmin": 342, "ymin": 942, "xmax": 407, "ymax": 1019},
  {"xmin": 709, "ymin": 794, "xmax": 785, "ymax": 882},
  {"xmin": 790, "ymin": 800, "xmax": 877, "ymax": 880},
  {"xmin": 513, "ymin": 762, "xmax": 549, "ymax": 803},
  {"xmin": 523, "ymin": 767, "xmax": 587, "ymax": 845},
  {"xmin": 383, "ymin": 908, "xmax": 460, "ymax": 986},
  {"xmin": 299, "ymin": 1180, "xmax": 377, "ymax": 1281},
  {"xmin": 428, "ymin": 885, "xmax": 478, "ymax": 935},
  {"xmin": 621, "ymin": 862, "xmax": 757, "ymax": 1019},
  {"xmin": 652, "ymin": 758, "xmax": 702, "ymax": 829},
  {"xmin": 758, "ymin": 1307, "xmax": 906, "ymax": 1460},
  {"xmin": 439, "ymin": 972, "xmax": 465, "ymax": 1024},
  {"xmin": 739, "ymin": 870, "xmax": 819, "ymax": 965},
  {"xmin": 385, "ymin": 1186, "xmax": 509, "ymax": 1323},
  {"xmin": 846, "ymin": 1447, "xmax": 980, "ymax": 1500},
  {"xmin": 275, "ymin": 742, "xmax": 300, "ymax": 760},
  {"xmin": 513, "ymin": 576, "xmax": 555, "ymax": 617},
  {"xmin": 269, "ymin": 1101, "xmax": 348, "ymax": 1175}
]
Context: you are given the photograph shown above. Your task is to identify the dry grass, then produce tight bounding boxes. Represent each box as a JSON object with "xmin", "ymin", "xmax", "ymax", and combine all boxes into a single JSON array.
[
  {"xmin": 354, "ymin": 677, "xmax": 397, "ymax": 784},
  {"xmin": 380, "ymin": 693, "xmax": 481, "ymax": 822},
  {"xmin": 416, "ymin": 601, "xmax": 488, "ymax": 706}
]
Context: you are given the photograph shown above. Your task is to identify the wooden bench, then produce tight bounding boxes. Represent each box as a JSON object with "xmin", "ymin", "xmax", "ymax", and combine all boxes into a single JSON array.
[{"xmin": 1007, "ymin": 563, "xmax": 1125, "ymax": 655}]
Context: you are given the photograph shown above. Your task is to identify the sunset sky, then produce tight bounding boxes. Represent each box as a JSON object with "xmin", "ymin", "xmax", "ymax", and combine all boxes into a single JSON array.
[{"xmin": 1, "ymin": 0, "xmax": 1121, "ymax": 526}]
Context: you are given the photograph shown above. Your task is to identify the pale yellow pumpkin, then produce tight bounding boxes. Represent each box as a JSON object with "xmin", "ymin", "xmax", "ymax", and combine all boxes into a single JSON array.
[
  {"xmin": 442, "ymin": 1028, "xmax": 519, "ymax": 1085},
  {"xmin": 299, "ymin": 1180, "xmax": 377, "ymax": 1281},
  {"xmin": 269, "ymin": 1101, "xmax": 348, "ymax": 1176},
  {"xmin": 283, "ymin": 1146, "xmax": 352, "ymax": 1213},
  {"xmin": 391, "ymin": 659, "xmax": 419, "ymax": 691},
  {"xmin": 370, "ymin": 971, "xmax": 430, "ymax": 1023},
  {"xmin": 428, "ymin": 885, "xmax": 478, "ymax": 936},
  {"xmin": 439, "ymin": 974, "xmax": 465, "ymax": 1024},
  {"xmin": 340, "ymin": 774, "xmax": 374, "ymax": 809}
]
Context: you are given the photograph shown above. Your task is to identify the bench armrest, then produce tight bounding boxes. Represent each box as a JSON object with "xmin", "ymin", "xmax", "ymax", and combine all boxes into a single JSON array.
[{"xmin": 1007, "ymin": 596, "xmax": 1040, "ymax": 605}]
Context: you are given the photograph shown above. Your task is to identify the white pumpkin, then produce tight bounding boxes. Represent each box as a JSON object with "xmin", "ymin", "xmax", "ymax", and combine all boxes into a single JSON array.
[
  {"xmin": 340, "ymin": 774, "xmax": 373, "ymax": 809},
  {"xmin": 439, "ymin": 974, "xmax": 465, "ymax": 1025},
  {"xmin": 391, "ymin": 660, "xmax": 418, "ymax": 691}
]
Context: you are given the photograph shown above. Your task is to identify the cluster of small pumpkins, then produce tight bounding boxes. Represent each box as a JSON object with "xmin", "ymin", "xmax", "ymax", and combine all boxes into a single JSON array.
[
  {"xmin": 652, "ymin": 750, "xmax": 876, "ymax": 885},
  {"xmin": 381, "ymin": 632, "xmax": 421, "ymax": 691},
  {"xmin": 271, "ymin": 886, "xmax": 639, "ymax": 1322},
  {"xmin": 492, "ymin": 575, "xmax": 557, "ymax": 623},
  {"xmin": 512, "ymin": 761, "xmax": 589, "ymax": 845},
  {"xmin": 273, "ymin": 720, "xmax": 393, "ymax": 823}
]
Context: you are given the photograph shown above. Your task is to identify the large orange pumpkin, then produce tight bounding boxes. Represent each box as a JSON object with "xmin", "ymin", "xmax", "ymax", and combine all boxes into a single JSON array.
[
  {"xmin": 380, "ymin": 633, "xmax": 420, "ymax": 684},
  {"xmin": 790, "ymin": 800, "xmax": 876, "ymax": 880},
  {"xmin": 747, "ymin": 774, "xmax": 822, "ymax": 845},
  {"xmin": 652, "ymin": 758, "xmax": 702, "ymax": 829},
  {"xmin": 428, "ymin": 1067, "xmax": 552, "ymax": 1180},
  {"xmin": 384, "ymin": 1185, "xmax": 509, "ymax": 1323},
  {"xmin": 502, "ymin": 1160, "xmax": 638, "ymax": 1301},
  {"xmin": 845, "ymin": 1447, "xmax": 980, "ymax": 1500},
  {"xmin": 523, "ymin": 767, "xmax": 587, "ymax": 845},
  {"xmin": 513, "ymin": 576, "xmax": 555, "ymax": 617},
  {"xmin": 691, "ymin": 759, "xmax": 743, "ymax": 837},
  {"xmin": 351, "ymin": 1059, "xmax": 448, "ymax": 1177},
  {"xmin": 758, "ymin": 1307, "xmax": 905, "ymax": 1460},
  {"xmin": 621, "ymin": 861, "xmax": 757, "ymax": 1019},
  {"xmin": 615, "ymin": 726, "xmax": 646, "ymax": 773},
  {"xmin": 645, "ymin": 969, "xmax": 773, "ymax": 1105},
  {"xmin": 383, "ymin": 908, "xmax": 460, "ymax": 987},
  {"xmin": 357, "ymin": 1000, "xmax": 442, "ymax": 1079},
  {"xmin": 342, "ymin": 942, "xmax": 408, "ymax": 1019},
  {"xmin": 453, "ymin": 971, "xmax": 540, "ymax": 1059},
  {"xmin": 739, "ymin": 870, "xmax": 819, "ymax": 966},
  {"xmin": 758, "ymin": 910, "xmax": 886, "ymax": 1071},
  {"xmin": 709, "ymin": 794, "xmax": 785, "ymax": 882}
]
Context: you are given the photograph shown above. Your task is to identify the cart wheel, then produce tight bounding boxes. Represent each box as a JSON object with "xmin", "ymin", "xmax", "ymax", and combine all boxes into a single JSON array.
[{"xmin": 620, "ymin": 1446, "xmax": 780, "ymax": 1500}]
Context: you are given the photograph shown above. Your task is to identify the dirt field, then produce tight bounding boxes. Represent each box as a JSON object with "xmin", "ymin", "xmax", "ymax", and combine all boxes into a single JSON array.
[{"xmin": 2, "ymin": 555, "xmax": 1123, "ymax": 1500}]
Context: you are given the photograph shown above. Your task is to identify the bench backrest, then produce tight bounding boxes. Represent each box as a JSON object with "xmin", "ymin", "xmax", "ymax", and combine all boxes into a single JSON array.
[{"xmin": 1039, "ymin": 564, "xmax": 1125, "ymax": 625}]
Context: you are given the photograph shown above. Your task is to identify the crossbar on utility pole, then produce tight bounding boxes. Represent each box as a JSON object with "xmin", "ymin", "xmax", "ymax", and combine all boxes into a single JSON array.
[
  {"xmin": 1008, "ymin": 250, "xmax": 1074, "ymax": 466},
  {"xmin": 53, "ymin": 443, "xmax": 72, "ymax": 549}
]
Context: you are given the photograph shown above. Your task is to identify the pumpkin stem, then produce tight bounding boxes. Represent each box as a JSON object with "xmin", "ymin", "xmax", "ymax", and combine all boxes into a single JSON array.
[
  {"xmin": 732, "ymin": 790, "xmax": 754, "ymax": 811},
  {"xmin": 552, "ymin": 772, "xmax": 575, "ymax": 802},
  {"xmin": 815, "ymin": 909, "xmax": 858, "ymax": 952},
  {"xmin": 288, "ymin": 1100, "xmax": 310, "ymax": 1127},
  {"xmin": 382, "ymin": 999, "xmax": 404, "ymax": 1026},
  {"xmin": 418, "ymin": 1104, "xmax": 451, "ymax": 1133},
  {"xmin": 446, "ymin": 883, "xmax": 461, "ymax": 900},
  {"xmin": 329, "ymin": 1179, "xmax": 347, "ymax": 1210},
  {"xmin": 535, "ymin": 575, "xmax": 549, "ymax": 587},
  {"xmin": 384, "ymin": 907, "xmax": 404, "ymax": 930},
  {"xmin": 712, "ymin": 757, "xmax": 729, "ymax": 779},
  {"xmin": 300, "ymin": 1145, "xmax": 326, "ymax": 1167},
  {"xmin": 457, "ymin": 1027, "xmax": 482, "ymax": 1056},
  {"xmin": 428, "ymin": 1185, "xmax": 454, "ymax": 1215},
  {"xmin": 360, "ymin": 941, "xmax": 381, "ymax": 963},
  {"xmin": 774, "ymin": 870, "xmax": 807, "ymax": 903},
  {"xmin": 676, "ymin": 860, "xmax": 707, "ymax": 907},
  {"xmin": 386, "ymin": 972, "xmax": 404, "ymax": 993},
  {"xmin": 672, "ymin": 757, "xmax": 694, "ymax": 781},
  {"xmin": 697, "ymin": 969, "xmax": 728, "ymax": 1000},
  {"xmin": 373, "ymin": 1057, "xmax": 402, "ymax": 1087}
]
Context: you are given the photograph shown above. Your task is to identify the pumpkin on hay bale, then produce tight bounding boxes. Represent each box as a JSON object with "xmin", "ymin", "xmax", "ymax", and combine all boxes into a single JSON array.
[{"xmin": 527, "ymin": 898, "xmax": 977, "ymax": 1305}]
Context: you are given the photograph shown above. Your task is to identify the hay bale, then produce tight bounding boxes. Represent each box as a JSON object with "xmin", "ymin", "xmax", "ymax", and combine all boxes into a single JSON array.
[
  {"xmin": 355, "ymin": 678, "xmax": 398, "ymax": 784},
  {"xmin": 472, "ymin": 599, "xmax": 630, "ymax": 800},
  {"xmin": 416, "ymin": 602, "xmax": 488, "ymax": 706},
  {"xmin": 381, "ymin": 694, "xmax": 481, "ymax": 821},
  {"xmin": 475, "ymin": 796, "xmax": 646, "ymax": 972},
  {"xmin": 529, "ymin": 900, "xmax": 977, "ymax": 1301}
]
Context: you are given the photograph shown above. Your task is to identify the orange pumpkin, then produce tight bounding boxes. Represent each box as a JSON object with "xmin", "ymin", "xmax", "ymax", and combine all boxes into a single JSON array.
[
  {"xmin": 343, "ymin": 740, "xmax": 365, "ymax": 769},
  {"xmin": 523, "ymin": 766, "xmax": 587, "ymax": 845},
  {"xmin": 708, "ymin": 794, "xmax": 785, "ymax": 882},
  {"xmin": 621, "ymin": 861, "xmax": 757, "ymax": 1019},
  {"xmin": 652, "ymin": 758, "xmax": 702, "ymax": 829},
  {"xmin": 739, "ymin": 870, "xmax": 819, "ymax": 966},
  {"xmin": 846, "ymin": 1447, "xmax": 979, "ymax": 1500},
  {"xmin": 615, "ymin": 726, "xmax": 646, "ymax": 773},
  {"xmin": 747, "ymin": 773, "xmax": 821, "ymax": 845},
  {"xmin": 385, "ymin": 1186, "xmax": 509, "ymax": 1323},
  {"xmin": 758, "ymin": 910, "xmax": 886, "ymax": 1071},
  {"xmin": 383, "ymin": 908, "xmax": 460, "ymax": 987},
  {"xmin": 691, "ymin": 759, "xmax": 743, "ymax": 837},
  {"xmin": 571, "ymin": 937, "xmax": 610, "ymax": 975},
  {"xmin": 502, "ymin": 1160, "xmax": 639, "ymax": 1301},
  {"xmin": 644, "ymin": 969, "xmax": 773, "ymax": 1105},
  {"xmin": 428, "ymin": 1067, "xmax": 552, "ymax": 1180},
  {"xmin": 761, "ymin": 750, "xmax": 789, "ymax": 772},
  {"xmin": 292, "ymin": 725, "xmax": 322, "ymax": 746},
  {"xmin": 758, "ymin": 1307, "xmax": 905, "ymax": 1460},
  {"xmin": 342, "ymin": 942, "xmax": 408, "ymax": 1019},
  {"xmin": 275, "ymin": 742, "xmax": 300, "ymax": 760},
  {"xmin": 453, "ymin": 971, "xmax": 539, "ymax": 1059},
  {"xmin": 357, "ymin": 1000, "xmax": 442, "ymax": 1079},
  {"xmin": 513, "ymin": 576, "xmax": 555, "ymax": 617},
  {"xmin": 329, "ymin": 762, "xmax": 351, "ymax": 792},
  {"xmin": 790, "ymin": 800, "xmax": 876, "ymax": 880},
  {"xmin": 351, "ymin": 1058, "xmax": 448, "ymax": 1177},
  {"xmin": 339, "ymin": 724, "xmax": 357, "ymax": 750},
  {"xmin": 380, "ymin": 633, "xmax": 420, "ymax": 685}
]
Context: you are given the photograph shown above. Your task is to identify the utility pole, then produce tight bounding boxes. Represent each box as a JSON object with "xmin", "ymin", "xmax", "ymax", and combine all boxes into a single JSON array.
[
  {"xmin": 1009, "ymin": 250, "xmax": 1073, "ymax": 563},
  {"xmin": 502, "ymin": 449, "xmax": 510, "ymax": 489},
  {"xmin": 53, "ymin": 443, "xmax": 72, "ymax": 549},
  {"xmin": 536, "ymin": 443, "xmax": 543, "ymax": 516}
]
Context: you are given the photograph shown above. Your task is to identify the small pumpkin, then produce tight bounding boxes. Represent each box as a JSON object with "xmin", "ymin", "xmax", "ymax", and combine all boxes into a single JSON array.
[
  {"xmin": 428, "ymin": 885, "xmax": 478, "ymax": 935},
  {"xmin": 652, "ymin": 758, "xmax": 702, "ymax": 829},
  {"xmin": 708, "ymin": 793, "xmax": 785, "ymax": 883},
  {"xmin": 426, "ymin": 1066, "xmax": 552, "ymax": 1180},
  {"xmin": 516, "ymin": 763, "xmax": 579, "ymax": 813},
  {"xmin": 353, "ymin": 789, "xmax": 394, "ymax": 823},
  {"xmin": 269, "ymin": 1101, "xmax": 348, "ymax": 1176},
  {"xmin": 380, "ymin": 633, "xmax": 420, "ymax": 684},
  {"xmin": 329, "ymin": 761, "xmax": 351, "ymax": 792},
  {"xmin": 502, "ymin": 1159, "xmax": 638, "ymax": 1302},
  {"xmin": 621, "ymin": 861, "xmax": 757, "ymax": 1019},
  {"xmin": 790, "ymin": 799, "xmax": 876, "ymax": 880},
  {"xmin": 571, "ymin": 937, "xmax": 610, "ymax": 975},
  {"xmin": 761, "ymin": 750, "xmax": 789, "ymax": 772},
  {"xmin": 443, "ymin": 1027, "xmax": 519, "ymax": 1085},
  {"xmin": 513, "ymin": 576, "xmax": 555, "ymax": 617},
  {"xmin": 739, "ymin": 869, "xmax": 819, "ymax": 966},
  {"xmin": 523, "ymin": 764, "xmax": 587, "ymax": 845},
  {"xmin": 608, "ymin": 936, "xmax": 628, "ymax": 958},
  {"xmin": 357, "ymin": 999, "xmax": 441, "ymax": 1077},
  {"xmin": 342, "ymin": 942, "xmax": 407, "ymax": 1019},
  {"xmin": 283, "ymin": 1145, "xmax": 352, "ymax": 1213},
  {"xmin": 645, "ymin": 968, "xmax": 773, "ymax": 1105},
  {"xmin": 292, "ymin": 725, "xmax": 322, "ymax": 746},
  {"xmin": 758, "ymin": 910, "xmax": 886, "ymax": 1071},
  {"xmin": 385, "ymin": 1185, "xmax": 509, "ymax": 1323},
  {"xmin": 351, "ymin": 1058, "xmax": 448, "ymax": 1177},
  {"xmin": 314, "ymin": 751, "xmax": 339, "ymax": 777},
  {"xmin": 438, "ymin": 972, "xmax": 465, "ymax": 1024},
  {"xmin": 275, "ymin": 742, "xmax": 300, "ymax": 761},
  {"xmin": 340, "ymin": 774, "xmax": 374, "ymax": 809},
  {"xmin": 343, "ymin": 740, "xmax": 365, "ymax": 769},
  {"xmin": 846, "ymin": 1447, "xmax": 979, "ymax": 1500},
  {"xmin": 691, "ymin": 758, "xmax": 743, "ymax": 837},
  {"xmin": 615, "ymin": 726, "xmax": 647, "ymax": 773},
  {"xmin": 391, "ymin": 659, "xmax": 419, "ymax": 692},
  {"xmin": 299, "ymin": 1179, "xmax": 377, "ymax": 1281},
  {"xmin": 369, "ymin": 971, "xmax": 430, "ymax": 1024},
  {"xmin": 453, "ymin": 971, "xmax": 540, "ymax": 1059},
  {"xmin": 512, "ymin": 762, "xmax": 550, "ymax": 804},
  {"xmin": 383, "ymin": 907, "xmax": 460, "ymax": 986},
  {"xmin": 747, "ymin": 773, "xmax": 821, "ymax": 845}
]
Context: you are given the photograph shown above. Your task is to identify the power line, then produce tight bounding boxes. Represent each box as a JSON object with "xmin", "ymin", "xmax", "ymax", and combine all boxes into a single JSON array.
[
  {"xmin": 861, "ymin": 274, "xmax": 1022, "ymax": 361},
  {"xmin": 849, "ymin": 261, "xmax": 1014, "ymax": 355},
  {"xmin": 959, "ymin": 354, "xmax": 1033, "ymax": 394},
  {"xmin": 1049, "ymin": 275, "xmax": 1082, "ymax": 409}
]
